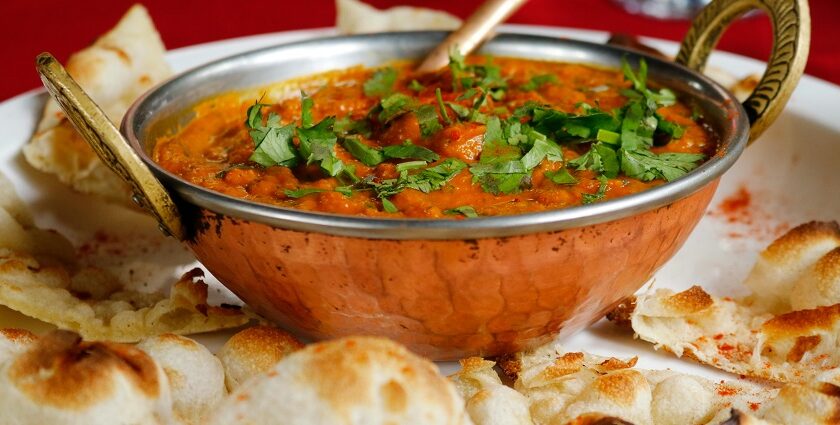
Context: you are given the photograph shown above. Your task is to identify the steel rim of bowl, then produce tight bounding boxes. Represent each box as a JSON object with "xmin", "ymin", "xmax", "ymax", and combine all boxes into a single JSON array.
[{"xmin": 123, "ymin": 31, "xmax": 749, "ymax": 240}]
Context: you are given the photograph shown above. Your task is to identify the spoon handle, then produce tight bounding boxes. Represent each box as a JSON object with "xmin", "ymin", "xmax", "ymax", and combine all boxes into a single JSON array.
[{"xmin": 416, "ymin": 0, "xmax": 528, "ymax": 73}]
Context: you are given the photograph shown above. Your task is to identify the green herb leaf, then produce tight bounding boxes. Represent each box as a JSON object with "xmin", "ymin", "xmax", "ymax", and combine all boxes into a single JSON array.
[
  {"xmin": 300, "ymin": 91, "xmax": 314, "ymax": 128},
  {"xmin": 520, "ymin": 74, "xmax": 557, "ymax": 91},
  {"xmin": 342, "ymin": 137, "xmax": 384, "ymax": 166},
  {"xmin": 285, "ymin": 188, "xmax": 329, "ymax": 198},
  {"xmin": 521, "ymin": 136, "xmax": 563, "ymax": 170},
  {"xmin": 382, "ymin": 142, "xmax": 440, "ymax": 162},
  {"xmin": 596, "ymin": 129, "xmax": 621, "ymax": 144},
  {"xmin": 249, "ymin": 124, "xmax": 298, "ymax": 167},
  {"xmin": 395, "ymin": 160, "xmax": 427, "ymax": 173},
  {"xmin": 378, "ymin": 93, "xmax": 417, "ymax": 124},
  {"xmin": 408, "ymin": 79, "xmax": 425, "ymax": 92},
  {"xmin": 334, "ymin": 116, "xmax": 371, "ymax": 137},
  {"xmin": 381, "ymin": 197, "xmax": 399, "ymax": 213},
  {"xmin": 373, "ymin": 158, "xmax": 466, "ymax": 198},
  {"xmin": 469, "ymin": 159, "xmax": 529, "ymax": 195},
  {"xmin": 297, "ymin": 117, "xmax": 344, "ymax": 176},
  {"xmin": 582, "ymin": 175, "xmax": 609, "ymax": 204},
  {"xmin": 620, "ymin": 149, "xmax": 704, "ymax": 182},
  {"xmin": 655, "ymin": 115, "xmax": 685, "ymax": 139},
  {"xmin": 567, "ymin": 142, "xmax": 620, "ymax": 178},
  {"xmin": 415, "ymin": 104, "xmax": 443, "ymax": 138},
  {"xmin": 245, "ymin": 103, "xmax": 299, "ymax": 167},
  {"xmin": 444, "ymin": 206, "xmax": 479, "ymax": 218},
  {"xmin": 435, "ymin": 88, "xmax": 452, "ymax": 124},
  {"xmin": 363, "ymin": 67, "xmax": 398, "ymax": 97},
  {"xmin": 620, "ymin": 100, "xmax": 658, "ymax": 151},
  {"xmin": 545, "ymin": 168, "xmax": 578, "ymax": 185},
  {"xmin": 446, "ymin": 102, "xmax": 472, "ymax": 119}
]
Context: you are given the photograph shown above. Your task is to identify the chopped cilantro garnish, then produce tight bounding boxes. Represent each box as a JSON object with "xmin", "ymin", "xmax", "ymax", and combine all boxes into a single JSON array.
[
  {"xmin": 381, "ymin": 197, "xmax": 399, "ymax": 213},
  {"xmin": 520, "ymin": 74, "xmax": 557, "ymax": 91},
  {"xmin": 620, "ymin": 150, "xmax": 705, "ymax": 182},
  {"xmin": 568, "ymin": 142, "xmax": 620, "ymax": 178},
  {"xmin": 300, "ymin": 91, "xmax": 314, "ymax": 128},
  {"xmin": 334, "ymin": 116, "xmax": 371, "ymax": 137},
  {"xmin": 378, "ymin": 93, "xmax": 417, "ymax": 124},
  {"xmin": 374, "ymin": 158, "xmax": 466, "ymax": 198},
  {"xmin": 415, "ymin": 104, "xmax": 443, "ymax": 137},
  {"xmin": 363, "ymin": 67, "xmax": 398, "ymax": 97},
  {"xmin": 245, "ymin": 103, "xmax": 299, "ymax": 167},
  {"xmin": 444, "ymin": 206, "xmax": 478, "ymax": 218},
  {"xmin": 596, "ymin": 129, "xmax": 621, "ymax": 145},
  {"xmin": 435, "ymin": 88, "xmax": 451, "ymax": 124},
  {"xmin": 297, "ymin": 117, "xmax": 344, "ymax": 176},
  {"xmin": 395, "ymin": 160, "xmax": 427, "ymax": 173},
  {"xmin": 408, "ymin": 79, "xmax": 425, "ymax": 92},
  {"xmin": 342, "ymin": 137, "xmax": 384, "ymax": 166},
  {"xmin": 382, "ymin": 142, "xmax": 439, "ymax": 162},
  {"xmin": 582, "ymin": 175, "xmax": 609, "ymax": 204},
  {"xmin": 285, "ymin": 188, "xmax": 329, "ymax": 198},
  {"xmin": 545, "ymin": 168, "xmax": 578, "ymax": 185}
]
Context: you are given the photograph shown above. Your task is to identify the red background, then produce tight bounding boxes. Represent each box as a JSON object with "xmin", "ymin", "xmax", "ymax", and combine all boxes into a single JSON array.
[{"xmin": 1, "ymin": 0, "xmax": 837, "ymax": 101}]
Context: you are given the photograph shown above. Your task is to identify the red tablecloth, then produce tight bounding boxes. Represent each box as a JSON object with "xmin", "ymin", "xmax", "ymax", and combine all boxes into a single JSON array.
[{"xmin": 1, "ymin": 0, "xmax": 837, "ymax": 101}]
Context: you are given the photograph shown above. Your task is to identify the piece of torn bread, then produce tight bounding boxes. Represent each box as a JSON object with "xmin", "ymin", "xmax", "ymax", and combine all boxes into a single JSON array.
[
  {"xmin": 137, "ymin": 334, "xmax": 226, "ymax": 425},
  {"xmin": 453, "ymin": 341, "xmax": 840, "ymax": 425},
  {"xmin": 216, "ymin": 325, "xmax": 303, "ymax": 391},
  {"xmin": 0, "ymin": 171, "xmax": 248, "ymax": 341},
  {"xmin": 209, "ymin": 336, "xmax": 473, "ymax": 425},
  {"xmin": 611, "ymin": 221, "xmax": 840, "ymax": 384},
  {"xmin": 336, "ymin": 0, "xmax": 461, "ymax": 34},
  {"xmin": 0, "ymin": 330, "xmax": 174, "ymax": 425},
  {"xmin": 24, "ymin": 4, "xmax": 171, "ymax": 204}
]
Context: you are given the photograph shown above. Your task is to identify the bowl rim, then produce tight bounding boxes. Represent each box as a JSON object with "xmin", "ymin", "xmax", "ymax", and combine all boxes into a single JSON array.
[{"xmin": 123, "ymin": 30, "xmax": 749, "ymax": 240}]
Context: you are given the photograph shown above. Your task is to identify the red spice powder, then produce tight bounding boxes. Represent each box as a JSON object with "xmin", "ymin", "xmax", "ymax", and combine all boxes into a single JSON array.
[
  {"xmin": 719, "ymin": 186, "xmax": 752, "ymax": 224},
  {"xmin": 749, "ymin": 402, "xmax": 761, "ymax": 411}
]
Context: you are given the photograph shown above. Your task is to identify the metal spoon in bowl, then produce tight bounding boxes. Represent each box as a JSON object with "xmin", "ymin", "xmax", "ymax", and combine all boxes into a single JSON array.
[{"xmin": 415, "ymin": 0, "xmax": 529, "ymax": 73}]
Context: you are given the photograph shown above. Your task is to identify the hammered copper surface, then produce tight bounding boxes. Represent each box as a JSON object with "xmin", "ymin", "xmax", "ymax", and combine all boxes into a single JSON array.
[{"xmin": 188, "ymin": 182, "xmax": 717, "ymax": 360}]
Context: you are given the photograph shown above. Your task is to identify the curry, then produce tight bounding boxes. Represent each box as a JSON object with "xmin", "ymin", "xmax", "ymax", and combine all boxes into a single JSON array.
[{"xmin": 153, "ymin": 55, "xmax": 715, "ymax": 218}]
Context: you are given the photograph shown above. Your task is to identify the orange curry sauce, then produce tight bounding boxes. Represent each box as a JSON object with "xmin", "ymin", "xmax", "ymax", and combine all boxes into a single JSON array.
[{"xmin": 153, "ymin": 57, "xmax": 716, "ymax": 218}]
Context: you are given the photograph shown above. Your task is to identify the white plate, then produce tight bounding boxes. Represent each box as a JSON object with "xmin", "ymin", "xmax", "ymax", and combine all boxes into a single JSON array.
[{"xmin": 1, "ymin": 26, "xmax": 838, "ymax": 379}]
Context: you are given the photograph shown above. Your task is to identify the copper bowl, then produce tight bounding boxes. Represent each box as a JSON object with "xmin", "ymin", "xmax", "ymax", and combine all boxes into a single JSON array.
[{"xmin": 36, "ymin": 0, "xmax": 809, "ymax": 359}]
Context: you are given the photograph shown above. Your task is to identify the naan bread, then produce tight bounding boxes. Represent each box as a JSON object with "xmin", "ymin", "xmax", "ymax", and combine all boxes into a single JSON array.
[
  {"xmin": 450, "ymin": 357, "xmax": 534, "ymax": 425},
  {"xmin": 137, "ymin": 334, "xmax": 226, "ymax": 425},
  {"xmin": 0, "ymin": 171, "xmax": 248, "ymax": 341},
  {"xmin": 24, "ymin": 4, "xmax": 171, "ymax": 204},
  {"xmin": 209, "ymin": 336, "xmax": 473, "ymax": 425},
  {"xmin": 216, "ymin": 325, "xmax": 303, "ymax": 391},
  {"xmin": 336, "ymin": 0, "xmax": 461, "ymax": 34},
  {"xmin": 0, "ymin": 330, "xmax": 174, "ymax": 425},
  {"xmin": 493, "ymin": 342, "xmax": 772, "ymax": 425},
  {"xmin": 614, "ymin": 222, "xmax": 840, "ymax": 384},
  {"xmin": 482, "ymin": 341, "xmax": 840, "ymax": 425}
]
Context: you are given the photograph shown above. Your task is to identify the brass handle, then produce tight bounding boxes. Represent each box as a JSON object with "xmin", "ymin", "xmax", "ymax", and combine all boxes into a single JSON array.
[
  {"xmin": 416, "ymin": 0, "xmax": 529, "ymax": 73},
  {"xmin": 676, "ymin": 0, "xmax": 810, "ymax": 144},
  {"xmin": 35, "ymin": 53, "xmax": 186, "ymax": 240}
]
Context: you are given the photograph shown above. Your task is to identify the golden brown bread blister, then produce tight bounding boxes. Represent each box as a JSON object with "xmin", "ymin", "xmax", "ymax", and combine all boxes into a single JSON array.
[
  {"xmin": 0, "ymin": 330, "xmax": 174, "ymax": 424},
  {"xmin": 209, "ymin": 336, "xmax": 473, "ymax": 425},
  {"xmin": 216, "ymin": 325, "xmax": 304, "ymax": 391},
  {"xmin": 24, "ymin": 4, "xmax": 171, "ymax": 204},
  {"xmin": 614, "ymin": 221, "xmax": 840, "ymax": 384}
]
